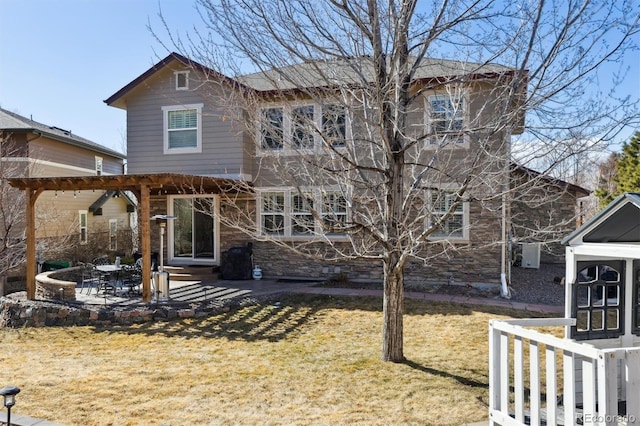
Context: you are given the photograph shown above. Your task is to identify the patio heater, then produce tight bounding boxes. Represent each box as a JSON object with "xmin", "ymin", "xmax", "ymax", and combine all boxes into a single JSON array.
[{"xmin": 151, "ymin": 215, "xmax": 176, "ymax": 301}]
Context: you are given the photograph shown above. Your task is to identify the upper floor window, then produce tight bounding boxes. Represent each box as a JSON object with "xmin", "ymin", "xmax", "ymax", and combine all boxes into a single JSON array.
[
  {"xmin": 261, "ymin": 107, "xmax": 284, "ymax": 150},
  {"xmin": 175, "ymin": 71, "xmax": 189, "ymax": 90},
  {"xmin": 426, "ymin": 189, "xmax": 468, "ymax": 240},
  {"xmin": 162, "ymin": 104, "xmax": 203, "ymax": 154},
  {"xmin": 95, "ymin": 156, "xmax": 103, "ymax": 176},
  {"xmin": 322, "ymin": 105, "xmax": 347, "ymax": 148},
  {"xmin": 427, "ymin": 94, "xmax": 465, "ymax": 146},
  {"xmin": 258, "ymin": 103, "xmax": 348, "ymax": 153},
  {"xmin": 258, "ymin": 188, "xmax": 349, "ymax": 239},
  {"xmin": 292, "ymin": 105, "xmax": 315, "ymax": 149}
]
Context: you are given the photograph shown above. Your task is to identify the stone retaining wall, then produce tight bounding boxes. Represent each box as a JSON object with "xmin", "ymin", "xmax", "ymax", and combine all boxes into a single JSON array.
[
  {"xmin": 35, "ymin": 267, "xmax": 81, "ymax": 301},
  {"xmin": 0, "ymin": 293, "xmax": 235, "ymax": 328}
]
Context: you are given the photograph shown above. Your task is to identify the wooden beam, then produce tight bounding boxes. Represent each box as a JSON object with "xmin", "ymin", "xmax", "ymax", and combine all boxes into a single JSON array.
[
  {"xmin": 140, "ymin": 184, "xmax": 151, "ymax": 302},
  {"xmin": 25, "ymin": 188, "xmax": 43, "ymax": 299}
]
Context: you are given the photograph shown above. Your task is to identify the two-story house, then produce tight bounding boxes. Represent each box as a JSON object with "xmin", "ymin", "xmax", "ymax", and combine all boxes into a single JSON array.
[
  {"xmin": 103, "ymin": 52, "xmax": 586, "ymax": 285},
  {"xmin": 0, "ymin": 107, "xmax": 135, "ymax": 262}
]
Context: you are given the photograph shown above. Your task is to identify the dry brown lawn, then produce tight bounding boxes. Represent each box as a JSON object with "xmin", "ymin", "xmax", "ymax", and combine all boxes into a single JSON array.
[{"xmin": 0, "ymin": 294, "xmax": 542, "ymax": 425}]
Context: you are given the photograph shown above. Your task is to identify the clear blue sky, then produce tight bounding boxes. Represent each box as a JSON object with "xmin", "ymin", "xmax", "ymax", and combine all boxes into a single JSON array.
[
  {"xmin": 0, "ymin": 0, "xmax": 201, "ymax": 153},
  {"xmin": 1, "ymin": 0, "xmax": 638, "ymax": 155}
]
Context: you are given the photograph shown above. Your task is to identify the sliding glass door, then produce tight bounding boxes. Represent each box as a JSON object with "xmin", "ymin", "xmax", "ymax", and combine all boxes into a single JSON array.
[{"xmin": 169, "ymin": 196, "xmax": 218, "ymax": 263}]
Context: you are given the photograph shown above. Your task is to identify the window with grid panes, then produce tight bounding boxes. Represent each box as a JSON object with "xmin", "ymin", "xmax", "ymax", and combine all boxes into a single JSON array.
[
  {"xmin": 261, "ymin": 192, "xmax": 285, "ymax": 235},
  {"xmin": 322, "ymin": 192, "xmax": 347, "ymax": 233},
  {"xmin": 322, "ymin": 105, "xmax": 346, "ymax": 148},
  {"xmin": 429, "ymin": 190, "xmax": 464, "ymax": 238},
  {"xmin": 291, "ymin": 193, "xmax": 314, "ymax": 235},
  {"xmin": 261, "ymin": 107, "xmax": 284, "ymax": 150},
  {"xmin": 428, "ymin": 94, "xmax": 464, "ymax": 145},
  {"xmin": 292, "ymin": 105, "xmax": 315, "ymax": 149}
]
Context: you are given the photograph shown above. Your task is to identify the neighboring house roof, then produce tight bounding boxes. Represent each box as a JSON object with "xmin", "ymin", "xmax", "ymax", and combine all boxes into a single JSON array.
[
  {"xmin": 562, "ymin": 192, "xmax": 640, "ymax": 245},
  {"xmin": 88, "ymin": 190, "xmax": 137, "ymax": 215},
  {"xmin": 511, "ymin": 163, "xmax": 590, "ymax": 197},
  {"xmin": 105, "ymin": 52, "xmax": 517, "ymax": 108},
  {"xmin": 0, "ymin": 107, "xmax": 125, "ymax": 159}
]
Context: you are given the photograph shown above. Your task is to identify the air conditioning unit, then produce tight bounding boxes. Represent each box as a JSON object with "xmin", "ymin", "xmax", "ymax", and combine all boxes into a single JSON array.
[{"xmin": 521, "ymin": 242, "xmax": 541, "ymax": 269}]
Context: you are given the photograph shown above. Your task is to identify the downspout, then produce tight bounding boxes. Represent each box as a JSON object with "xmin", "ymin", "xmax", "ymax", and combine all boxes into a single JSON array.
[{"xmin": 500, "ymin": 126, "xmax": 512, "ymax": 298}]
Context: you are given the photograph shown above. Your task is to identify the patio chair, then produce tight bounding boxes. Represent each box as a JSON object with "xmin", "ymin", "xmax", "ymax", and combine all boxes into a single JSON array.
[
  {"xmin": 121, "ymin": 264, "xmax": 142, "ymax": 296},
  {"xmin": 92, "ymin": 257, "xmax": 117, "ymax": 295},
  {"xmin": 79, "ymin": 263, "xmax": 99, "ymax": 294}
]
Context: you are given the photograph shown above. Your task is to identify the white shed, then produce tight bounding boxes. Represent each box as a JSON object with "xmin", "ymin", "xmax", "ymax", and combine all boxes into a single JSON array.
[{"xmin": 489, "ymin": 193, "xmax": 640, "ymax": 425}]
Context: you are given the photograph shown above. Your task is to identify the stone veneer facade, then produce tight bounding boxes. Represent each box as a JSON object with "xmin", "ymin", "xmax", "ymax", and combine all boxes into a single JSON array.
[{"xmin": 149, "ymin": 194, "xmax": 505, "ymax": 285}]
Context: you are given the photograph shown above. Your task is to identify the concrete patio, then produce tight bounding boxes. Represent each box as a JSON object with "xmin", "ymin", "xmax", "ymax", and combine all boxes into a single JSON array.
[{"xmin": 73, "ymin": 276, "xmax": 317, "ymax": 306}]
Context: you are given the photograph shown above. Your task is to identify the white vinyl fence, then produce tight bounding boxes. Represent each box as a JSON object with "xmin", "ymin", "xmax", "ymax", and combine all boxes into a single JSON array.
[{"xmin": 489, "ymin": 318, "xmax": 640, "ymax": 425}]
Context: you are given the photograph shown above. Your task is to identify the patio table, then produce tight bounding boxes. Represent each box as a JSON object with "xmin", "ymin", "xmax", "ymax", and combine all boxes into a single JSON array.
[{"xmin": 94, "ymin": 264, "xmax": 122, "ymax": 295}]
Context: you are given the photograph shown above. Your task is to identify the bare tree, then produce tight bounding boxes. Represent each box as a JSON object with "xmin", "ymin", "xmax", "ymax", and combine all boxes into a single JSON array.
[
  {"xmin": 158, "ymin": 0, "xmax": 639, "ymax": 361},
  {"xmin": 0, "ymin": 137, "xmax": 28, "ymax": 285}
]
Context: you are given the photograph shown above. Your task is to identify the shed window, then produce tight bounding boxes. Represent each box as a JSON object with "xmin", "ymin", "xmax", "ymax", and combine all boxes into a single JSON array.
[{"xmin": 571, "ymin": 261, "xmax": 624, "ymax": 340}]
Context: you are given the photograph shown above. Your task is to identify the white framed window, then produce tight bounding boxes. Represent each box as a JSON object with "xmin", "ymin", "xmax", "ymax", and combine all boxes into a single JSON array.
[
  {"xmin": 291, "ymin": 192, "xmax": 314, "ymax": 235},
  {"xmin": 258, "ymin": 188, "xmax": 349, "ymax": 238},
  {"xmin": 95, "ymin": 156, "xmax": 103, "ymax": 176},
  {"xmin": 79, "ymin": 210, "xmax": 88, "ymax": 244},
  {"xmin": 427, "ymin": 93, "xmax": 466, "ymax": 146},
  {"xmin": 109, "ymin": 219, "xmax": 118, "ymax": 251},
  {"xmin": 322, "ymin": 191, "xmax": 347, "ymax": 234},
  {"xmin": 260, "ymin": 192, "xmax": 285, "ymax": 235},
  {"xmin": 291, "ymin": 105, "xmax": 315, "ymax": 149},
  {"xmin": 261, "ymin": 107, "xmax": 284, "ymax": 151},
  {"xmin": 322, "ymin": 104, "xmax": 347, "ymax": 148},
  {"xmin": 426, "ymin": 188, "xmax": 469, "ymax": 240},
  {"xmin": 175, "ymin": 71, "xmax": 189, "ymax": 90},
  {"xmin": 162, "ymin": 104, "xmax": 203, "ymax": 154},
  {"xmin": 258, "ymin": 103, "xmax": 349, "ymax": 153}
]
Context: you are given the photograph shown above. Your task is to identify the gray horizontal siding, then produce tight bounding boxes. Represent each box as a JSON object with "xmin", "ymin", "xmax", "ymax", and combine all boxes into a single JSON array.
[
  {"xmin": 29, "ymin": 136, "xmax": 123, "ymax": 176},
  {"xmin": 125, "ymin": 67, "xmax": 248, "ymax": 177}
]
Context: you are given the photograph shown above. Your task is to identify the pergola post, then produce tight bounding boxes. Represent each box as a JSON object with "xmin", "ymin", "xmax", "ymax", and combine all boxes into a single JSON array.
[
  {"xmin": 139, "ymin": 184, "xmax": 152, "ymax": 302},
  {"xmin": 25, "ymin": 188, "xmax": 42, "ymax": 300}
]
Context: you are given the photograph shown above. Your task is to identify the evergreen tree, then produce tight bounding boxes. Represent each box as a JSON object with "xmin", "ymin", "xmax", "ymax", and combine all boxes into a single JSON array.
[{"xmin": 615, "ymin": 131, "xmax": 640, "ymax": 195}]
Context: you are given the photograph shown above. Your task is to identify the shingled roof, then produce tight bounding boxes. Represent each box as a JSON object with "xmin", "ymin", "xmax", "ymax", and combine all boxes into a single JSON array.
[{"xmin": 105, "ymin": 52, "xmax": 517, "ymax": 107}]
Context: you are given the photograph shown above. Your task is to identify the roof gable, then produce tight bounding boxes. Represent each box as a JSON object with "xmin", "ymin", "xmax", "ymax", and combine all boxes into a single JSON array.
[
  {"xmin": 104, "ymin": 52, "xmax": 247, "ymax": 109},
  {"xmin": 562, "ymin": 192, "xmax": 640, "ymax": 245}
]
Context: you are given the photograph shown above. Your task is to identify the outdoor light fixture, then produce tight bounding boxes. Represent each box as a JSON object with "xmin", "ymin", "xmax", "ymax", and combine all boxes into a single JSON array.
[{"xmin": 0, "ymin": 385, "xmax": 21, "ymax": 426}]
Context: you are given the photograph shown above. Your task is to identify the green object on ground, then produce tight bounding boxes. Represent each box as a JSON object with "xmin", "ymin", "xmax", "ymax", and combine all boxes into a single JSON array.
[{"xmin": 42, "ymin": 260, "xmax": 70, "ymax": 271}]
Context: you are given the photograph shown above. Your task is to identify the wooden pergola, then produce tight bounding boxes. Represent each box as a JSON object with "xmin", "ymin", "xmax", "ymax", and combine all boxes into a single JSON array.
[{"xmin": 8, "ymin": 173, "xmax": 243, "ymax": 302}]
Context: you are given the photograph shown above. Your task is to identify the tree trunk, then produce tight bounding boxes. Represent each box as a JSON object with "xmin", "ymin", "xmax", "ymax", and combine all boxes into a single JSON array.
[{"xmin": 382, "ymin": 257, "xmax": 405, "ymax": 362}]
